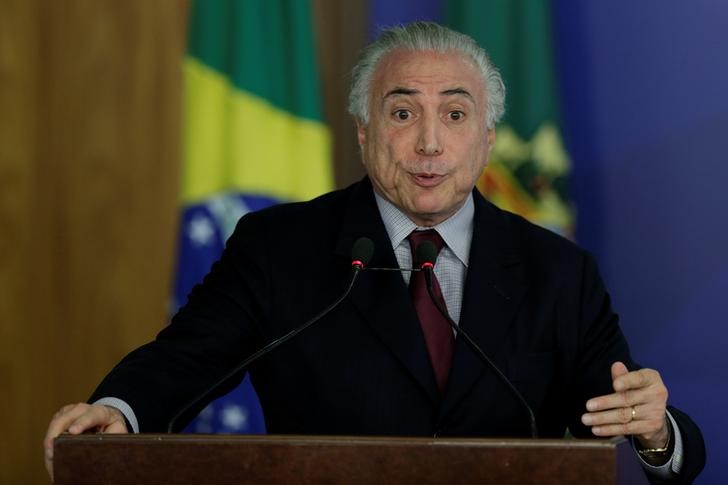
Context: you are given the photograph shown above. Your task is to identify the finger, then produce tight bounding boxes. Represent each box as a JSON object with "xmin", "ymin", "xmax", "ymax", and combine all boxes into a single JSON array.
[
  {"xmin": 44, "ymin": 403, "xmax": 91, "ymax": 452},
  {"xmin": 45, "ymin": 452, "xmax": 53, "ymax": 481},
  {"xmin": 44, "ymin": 403, "xmax": 92, "ymax": 479},
  {"xmin": 44, "ymin": 405, "xmax": 128, "ymax": 479},
  {"xmin": 583, "ymin": 405, "xmax": 634, "ymax": 426},
  {"xmin": 590, "ymin": 418, "xmax": 666, "ymax": 438},
  {"xmin": 582, "ymin": 402, "xmax": 666, "ymax": 427},
  {"xmin": 586, "ymin": 385, "xmax": 649, "ymax": 412},
  {"xmin": 587, "ymin": 370, "xmax": 665, "ymax": 412},
  {"xmin": 613, "ymin": 368, "xmax": 659, "ymax": 393},
  {"xmin": 67, "ymin": 405, "xmax": 122, "ymax": 434},
  {"xmin": 611, "ymin": 361, "xmax": 629, "ymax": 390}
]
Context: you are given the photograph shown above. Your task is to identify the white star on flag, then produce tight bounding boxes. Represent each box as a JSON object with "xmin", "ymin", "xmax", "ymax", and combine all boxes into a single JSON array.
[
  {"xmin": 187, "ymin": 215, "xmax": 216, "ymax": 247},
  {"xmin": 221, "ymin": 404, "xmax": 248, "ymax": 431}
]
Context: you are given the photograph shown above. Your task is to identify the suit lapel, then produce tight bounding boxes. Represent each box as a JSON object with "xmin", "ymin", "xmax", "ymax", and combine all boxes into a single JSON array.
[
  {"xmin": 439, "ymin": 191, "xmax": 529, "ymax": 419},
  {"xmin": 335, "ymin": 179, "xmax": 439, "ymax": 404}
]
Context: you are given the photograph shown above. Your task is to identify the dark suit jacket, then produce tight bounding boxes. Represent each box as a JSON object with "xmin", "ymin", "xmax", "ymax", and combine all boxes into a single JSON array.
[{"xmin": 91, "ymin": 177, "xmax": 704, "ymax": 483}]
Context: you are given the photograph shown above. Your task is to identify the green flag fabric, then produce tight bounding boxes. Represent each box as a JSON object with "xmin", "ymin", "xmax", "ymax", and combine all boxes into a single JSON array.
[
  {"xmin": 174, "ymin": 0, "xmax": 333, "ymax": 434},
  {"xmin": 183, "ymin": 0, "xmax": 332, "ymax": 205},
  {"xmin": 446, "ymin": 0, "xmax": 573, "ymax": 235}
]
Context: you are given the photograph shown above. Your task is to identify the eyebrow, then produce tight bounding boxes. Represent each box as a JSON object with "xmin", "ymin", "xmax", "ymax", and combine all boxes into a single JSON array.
[
  {"xmin": 383, "ymin": 86, "xmax": 475, "ymax": 102},
  {"xmin": 441, "ymin": 88, "xmax": 474, "ymax": 101},
  {"xmin": 383, "ymin": 87, "xmax": 420, "ymax": 99}
]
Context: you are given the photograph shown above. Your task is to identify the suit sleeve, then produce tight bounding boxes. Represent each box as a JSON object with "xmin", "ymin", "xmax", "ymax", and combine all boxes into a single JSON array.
[
  {"xmin": 564, "ymin": 250, "xmax": 705, "ymax": 483},
  {"xmin": 88, "ymin": 212, "xmax": 272, "ymax": 432}
]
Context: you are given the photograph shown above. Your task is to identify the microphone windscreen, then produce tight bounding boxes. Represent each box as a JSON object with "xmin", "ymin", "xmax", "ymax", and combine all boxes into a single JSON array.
[
  {"xmin": 415, "ymin": 240, "xmax": 438, "ymax": 267},
  {"xmin": 351, "ymin": 237, "xmax": 374, "ymax": 265}
]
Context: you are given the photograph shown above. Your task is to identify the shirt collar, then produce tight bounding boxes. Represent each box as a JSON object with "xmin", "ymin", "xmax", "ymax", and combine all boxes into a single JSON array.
[{"xmin": 374, "ymin": 191, "xmax": 474, "ymax": 267}]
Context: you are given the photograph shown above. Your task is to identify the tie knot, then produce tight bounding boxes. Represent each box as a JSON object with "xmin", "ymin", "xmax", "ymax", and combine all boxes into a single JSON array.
[{"xmin": 408, "ymin": 229, "xmax": 445, "ymax": 261}]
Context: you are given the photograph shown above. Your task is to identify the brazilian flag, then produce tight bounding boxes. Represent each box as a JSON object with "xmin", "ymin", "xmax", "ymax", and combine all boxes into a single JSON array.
[
  {"xmin": 174, "ymin": 0, "xmax": 333, "ymax": 433},
  {"xmin": 446, "ymin": 0, "xmax": 573, "ymax": 235}
]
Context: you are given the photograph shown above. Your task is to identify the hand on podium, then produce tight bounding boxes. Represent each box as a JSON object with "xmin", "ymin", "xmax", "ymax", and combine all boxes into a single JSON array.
[{"xmin": 44, "ymin": 403, "xmax": 128, "ymax": 480}]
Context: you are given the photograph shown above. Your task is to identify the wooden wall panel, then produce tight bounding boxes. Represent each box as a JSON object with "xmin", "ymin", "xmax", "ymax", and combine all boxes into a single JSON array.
[
  {"xmin": 0, "ymin": 0, "xmax": 42, "ymax": 480},
  {"xmin": 0, "ymin": 0, "xmax": 366, "ymax": 482},
  {"xmin": 313, "ymin": 0, "xmax": 368, "ymax": 189},
  {"xmin": 0, "ymin": 1, "xmax": 188, "ymax": 483}
]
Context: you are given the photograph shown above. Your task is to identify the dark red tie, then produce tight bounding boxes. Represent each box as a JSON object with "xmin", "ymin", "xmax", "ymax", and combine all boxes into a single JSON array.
[{"xmin": 408, "ymin": 230, "xmax": 454, "ymax": 393}]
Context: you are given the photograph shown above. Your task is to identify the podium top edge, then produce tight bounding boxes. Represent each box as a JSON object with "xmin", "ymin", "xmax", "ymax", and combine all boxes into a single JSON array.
[{"xmin": 55, "ymin": 433, "xmax": 626, "ymax": 449}]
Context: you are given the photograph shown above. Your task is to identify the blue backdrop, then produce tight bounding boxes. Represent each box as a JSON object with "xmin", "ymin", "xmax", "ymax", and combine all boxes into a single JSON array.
[
  {"xmin": 554, "ymin": 3, "xmax": 728, "ymax": 483},
  {"xmin": 371, "ymin": 1, "xmax": 727, "ymax": 482}
]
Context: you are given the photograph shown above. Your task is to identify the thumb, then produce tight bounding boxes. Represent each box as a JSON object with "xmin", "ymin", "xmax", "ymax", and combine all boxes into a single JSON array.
[{"xmin": 611, "ymin": 361, "xmax": 629, "ymax": 391}]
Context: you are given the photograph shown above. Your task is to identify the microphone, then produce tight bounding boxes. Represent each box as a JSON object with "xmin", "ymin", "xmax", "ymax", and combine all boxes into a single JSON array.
[
  {"xmin": 414, "ymin": 241, "xmax": 539, "ymax": 439},
  {"xmin": 351, "ymin": 236, "xmax": 374, "ymax": 270},
  {"xmin": 166, "ymin": 237, "xmax": 374, "ymax": 433}
]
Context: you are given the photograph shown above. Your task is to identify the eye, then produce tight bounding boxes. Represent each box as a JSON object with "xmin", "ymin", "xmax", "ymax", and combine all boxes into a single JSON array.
[
  {"xmin": 393, "ymin": 109, "xmax": 412, "ymax": 121},
  {"xmin": 448, "ymin": 110, "xmax": 465, "ymax": 121}
]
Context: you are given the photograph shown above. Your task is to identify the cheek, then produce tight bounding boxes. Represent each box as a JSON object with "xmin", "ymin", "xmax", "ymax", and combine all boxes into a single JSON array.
[
  {"xmin": 448, "ymin": 146, "xmax": 488, "ymax": 191},
  {"xmin": 369, "ymin": 136, "xmax": 405, "ymax": 172},
  {"xmin": 465, "ymin": 137, "xmax": 490, "ymax": 175},
  {"xmin": 362, "ymin": 144, "xmax": 397, "ymax": 188},
  {"xmin": 470, "ymin": 154, "xmax": 488, "ymax": 177}
]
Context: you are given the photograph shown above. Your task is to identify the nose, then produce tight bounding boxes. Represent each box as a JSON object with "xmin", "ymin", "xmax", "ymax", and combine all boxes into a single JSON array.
[{"xmin": 415, "ymin": 113, "xmax": 443, "ymax": 156}]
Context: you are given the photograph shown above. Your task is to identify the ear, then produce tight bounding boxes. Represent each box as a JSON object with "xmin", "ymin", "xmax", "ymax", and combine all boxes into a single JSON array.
[
  {"xmin": 356, "ymin": 121, "xmax": 367, "ymax": 147},
  {"xmin": 486, "ymin": 127, "xmax": 495, "ymax": 155}
]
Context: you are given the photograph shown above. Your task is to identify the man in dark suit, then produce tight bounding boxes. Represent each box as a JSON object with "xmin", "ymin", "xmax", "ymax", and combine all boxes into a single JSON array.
[{"xmin": 44, "ymin": 22, "xmax": 705, "ymax": 483}]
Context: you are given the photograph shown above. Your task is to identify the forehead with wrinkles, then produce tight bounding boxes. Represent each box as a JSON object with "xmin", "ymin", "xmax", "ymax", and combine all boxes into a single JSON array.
[{"xmin": 369, "ymin": 49, "xmax": 487, "ymax": 113}]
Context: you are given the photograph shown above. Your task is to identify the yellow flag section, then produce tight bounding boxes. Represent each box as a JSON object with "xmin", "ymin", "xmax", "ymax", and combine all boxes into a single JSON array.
[{"xmin": 182, "ymin": 57, "xmax": 333, "ymax": 206}]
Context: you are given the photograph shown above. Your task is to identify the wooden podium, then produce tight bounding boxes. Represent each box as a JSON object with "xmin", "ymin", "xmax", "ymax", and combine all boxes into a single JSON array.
[{"xmin": 53, "ymin": 434, "xmax": 649, "ymax": 484}]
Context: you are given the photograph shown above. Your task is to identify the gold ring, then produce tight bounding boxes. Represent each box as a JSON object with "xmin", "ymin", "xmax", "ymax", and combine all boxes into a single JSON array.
[{"xmin": 631, "ymin": 406, "xmax": 637, "ymax": 421}]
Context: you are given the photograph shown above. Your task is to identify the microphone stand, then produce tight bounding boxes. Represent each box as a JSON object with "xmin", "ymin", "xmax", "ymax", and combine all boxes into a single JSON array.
[
  {"xmin": 422, "ymin": 263, "xmax": 539, "ymax": 439},
  {"xmin": 166, "ymin": 260, "xmax": 366, "ymax": 433}
]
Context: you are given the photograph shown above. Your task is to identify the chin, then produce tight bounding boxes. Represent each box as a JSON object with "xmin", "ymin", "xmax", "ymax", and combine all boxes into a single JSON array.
[
  {"xmin": 408, "ymin": 206, "xmax": 446, "ymax": 225},
  {"xmin": 411, "ymin": 197, "xmax": 447, "ymax": 215}
]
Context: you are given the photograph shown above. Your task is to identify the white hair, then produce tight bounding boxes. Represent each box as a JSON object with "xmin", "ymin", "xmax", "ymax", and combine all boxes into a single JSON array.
[{"xmin": 348, "ymin": 22, "xmax": 506, "ymax": 129}]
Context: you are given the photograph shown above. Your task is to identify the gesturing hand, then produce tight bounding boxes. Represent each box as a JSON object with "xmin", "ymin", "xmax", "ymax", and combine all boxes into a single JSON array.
[{"xmin": 581, "ymin": 361, "xmax": 670, "ymax": 450}]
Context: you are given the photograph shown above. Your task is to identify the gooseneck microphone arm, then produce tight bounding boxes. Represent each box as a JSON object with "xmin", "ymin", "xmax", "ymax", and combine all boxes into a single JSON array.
[
  {"xmin": 416, "ymin": 241, "xmax": 539, "ymax": 439},
  {"xmin": 166, "ymin": 237, "xmax": 374, "ymax": 433}
]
